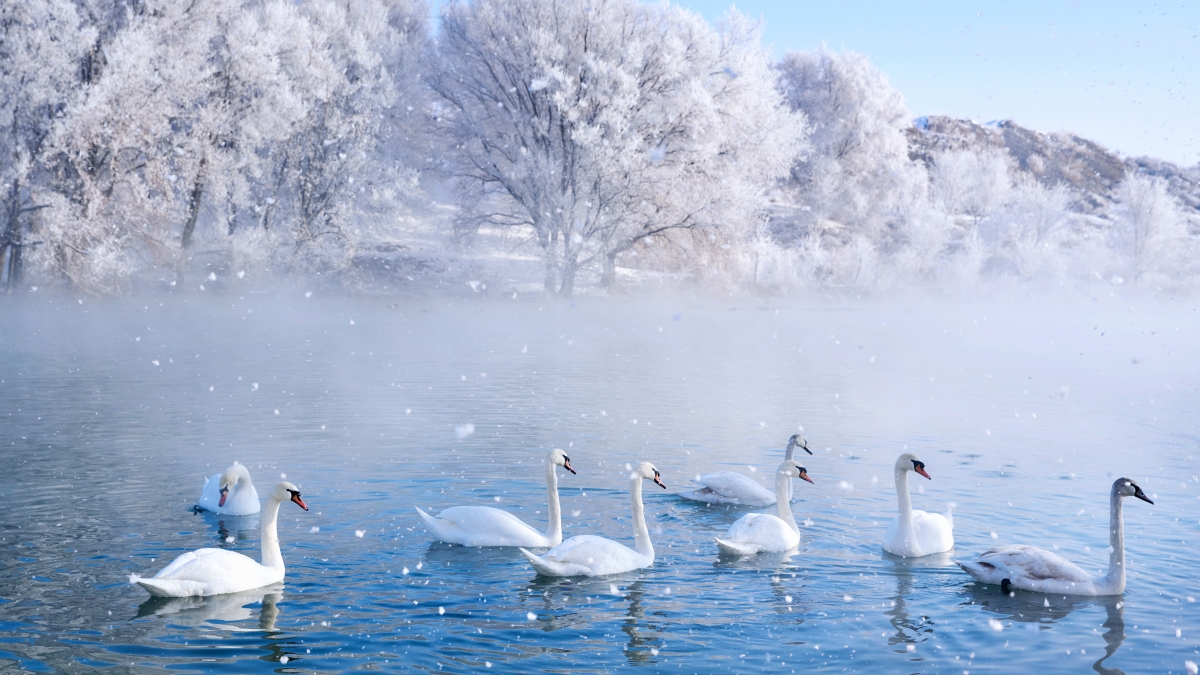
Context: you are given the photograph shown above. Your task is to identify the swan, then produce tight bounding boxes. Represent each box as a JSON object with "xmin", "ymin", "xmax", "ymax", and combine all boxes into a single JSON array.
[
  {"xmin": 520, "ymin": 461, "xmax": 666, "ymax": 577},
  {"xmin": 680, "ymin": 434, "xmax": 811, "ymax": 507},
  {"xmin": 715, "ymin": 460, "xmax": 814, "ymax": 555},
  {"xmin": 416, "ymin": 448, "xmax": 576, "ymax": 547},
  {"xmin": 958, "ymin": 477, "xmax": 1153, "ymax": 596},
  {"xmin": 883, "ymin": 453, "xmax": 954, "ymax": 557},
  {"xmin": 196, "ymin": 462, "xmax": 260, "ymax": 516},
  {"xmin": 132, "ymin": 482, "xmax": 308, "ymax": 597}
]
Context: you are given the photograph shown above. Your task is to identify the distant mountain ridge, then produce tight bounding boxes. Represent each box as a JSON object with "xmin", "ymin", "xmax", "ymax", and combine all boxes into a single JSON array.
[{"xmin": 906, "ymin": 115, "xmax": 1200, "ymax": 218}]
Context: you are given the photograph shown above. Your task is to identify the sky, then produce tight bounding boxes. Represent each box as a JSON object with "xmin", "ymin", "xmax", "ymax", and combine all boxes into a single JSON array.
[{"xmin": 675, "ymin": 1, "xmax": 1199, "ymax": 165}]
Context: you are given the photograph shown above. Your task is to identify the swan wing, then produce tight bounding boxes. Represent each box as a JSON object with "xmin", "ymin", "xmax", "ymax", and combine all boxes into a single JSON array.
[
  {"xmin": 141, "ymin": 548, "xmax": 279, "ymax": 597},
  {"xmin": 528, "ymin": 535, "xmax": 648, "ymax": 576},
  {"xmin": 417, "ymin": 506, "xmax": 551, "ymax": 547},
  {"xmin": 719, "ymin": 513, "xmax": 798, "ymax": 553},
  {"xmin": 682, "ymin": 472, "xmax": 775, "ymax": 506},
  {"xmin": 911, "ymin": 510, "xmax": 954, "ymax": 553},
  {"xmin": 196, "ymin": 472, "xmax": 223, "ymax": 511},
  {"xmin": 968, "ymin": 545, "xmax": 1094, "ymax": 584},
  {"xmin": 223, "ymin": 482, "xmax": 260, "ymax": 516}
]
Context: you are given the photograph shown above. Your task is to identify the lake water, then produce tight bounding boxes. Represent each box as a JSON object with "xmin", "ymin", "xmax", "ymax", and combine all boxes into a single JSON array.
[{"xmin": 1, "ymin": 290, "xmax": 1198, "ymax": 673}]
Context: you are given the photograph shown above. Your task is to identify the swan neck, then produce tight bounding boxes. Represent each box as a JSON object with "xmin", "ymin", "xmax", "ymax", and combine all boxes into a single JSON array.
[
  {"xmin": 544, "ymin": 459, "xmax": 562, "ymax": 542},
  {"xmin": 630, "ymin": 476, "xmax": 653, "ymax": 560},
  {"xmin": 894, "ymin": 465, "xmax": 914, "ymax": 529},
  {"xmin": 775, "ymin": 470, "xmax": 799, "ymax": 534},
  {"xmin": 1104, "ymin": 487, "xmax": 1125, "ymax": 588},
  {"xmin": 260, "ymin": 496, "xmax": 285, "ymax": 572}
]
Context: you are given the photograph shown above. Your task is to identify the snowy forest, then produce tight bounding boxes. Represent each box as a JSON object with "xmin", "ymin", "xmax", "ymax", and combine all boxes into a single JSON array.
[{"xmin": 2, "ymin": 0, "xmax": 1198, "ymax": 296}]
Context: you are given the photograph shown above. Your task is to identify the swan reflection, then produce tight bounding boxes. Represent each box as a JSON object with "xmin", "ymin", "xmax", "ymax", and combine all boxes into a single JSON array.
[
  {"xmin": 135, "ymin": 583, "xmax": 283, "ymax": 631},
  {"xmin": 884, "ymin": 552, "xmax": 955, "ymax": 652},
  {"xmin": 961, "ymin": 584, "xmax": 1126, "ymax": 674},
  {"xmin": 524, "ymin": 576, "xmax": 665, "ymax": 665}
]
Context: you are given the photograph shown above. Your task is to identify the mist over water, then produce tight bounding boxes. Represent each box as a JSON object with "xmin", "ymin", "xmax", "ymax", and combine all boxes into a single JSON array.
[{"xmin": 1, "ymin": 290, "xmax": 1198, "ymax": 673}]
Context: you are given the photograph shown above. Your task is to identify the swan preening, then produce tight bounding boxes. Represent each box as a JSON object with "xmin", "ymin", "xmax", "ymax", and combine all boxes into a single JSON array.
[
  {"xmin": 416, "ymin": 448, "xmax": 576, "ymax": 547},
  {"xmin": 520, "ymin": 462, "xmax": 666, "ymax": 577},
  {"xmin": 715, "ymin": 460, "xmax": 813, "ymax": 555},
  {"xmin": 680, "ymin": 434, "xmax": 811, "ymax": 507},
  {"xmin": 134, "ymin": 482, "xmax": 308, "ymax": 597},
  {"xmin": 883, "ymin": 453, "xmax": 954, "ymax": 557},
  {"xmin": 959, "ymin": 477, "xmax": 1153, "ymax": 596},
  {"xmin": 197, "ymin": 462, "xmax": 260, "ymax": 516}
]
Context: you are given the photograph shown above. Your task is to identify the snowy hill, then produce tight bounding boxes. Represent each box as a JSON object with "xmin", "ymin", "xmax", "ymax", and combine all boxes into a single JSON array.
[{"xmin": 907, "ymin": 115, "xmax": 1200, "ymax": 217}]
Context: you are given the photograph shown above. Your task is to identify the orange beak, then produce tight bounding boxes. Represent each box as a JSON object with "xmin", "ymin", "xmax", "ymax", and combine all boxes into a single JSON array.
[
  {"xmin": 915, "ymin": 466, "xmax": 931, "ymax": 480},
  {"xmin": 291, "ymin": 493, "xmax": 309, "ymax": 511},
  {"xmin": 799, "ymin": 470, "xmax": 814, "ymax": 484},
  {"xmin": 218, "ymin": 487, "xmax": 229, "ymax": 507}
]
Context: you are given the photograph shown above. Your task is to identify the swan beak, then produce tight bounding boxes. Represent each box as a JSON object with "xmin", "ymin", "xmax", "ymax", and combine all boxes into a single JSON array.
[
  {"xmin": 653, "ymin": 473, "xmax": 667, "ymax": 489},
  {"xmin": 802, "ymin": 442, "xmax": 812, "ymax": 455},
  {"xmin": 291, "ymin": 493, "xmax": 309, "ymax": 511},
  {"xmin": 798, "ymin": 470, "xmax": 814, "ymax": 484},
  {"xmin": 218, "ymin": 486, "xmax": 229, "ymax": 507},
  {"xmin": 1134, "ymin": 490, "xmax": 1153, "ymax": 505},
  {"xmin": 563, "ymin": 458, "xmax": 576, "ymax": 475},
  {"xmin": 915, "ymin": 466, "xmax": 931, "ymax": 480}
]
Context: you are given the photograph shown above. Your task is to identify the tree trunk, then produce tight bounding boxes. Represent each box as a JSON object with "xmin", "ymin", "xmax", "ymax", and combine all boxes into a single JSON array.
[
  {"xmin": 600, "ymin": 251, "xmax": 618, "ymax": 287},
  {"xmin": 559, "ymin": 259, "xmax": 577, "ymax": 297},
  {"xmin": 181, "ymin": 158, "xmax": 207, "ymax": 250},
  {"xmin": 542, "ymin": 228, "xmax": 559, "ymax": 293}
]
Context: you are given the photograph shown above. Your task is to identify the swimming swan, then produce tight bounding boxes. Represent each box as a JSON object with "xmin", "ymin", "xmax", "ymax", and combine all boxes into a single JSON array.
[
  {"xmin": 520, "ymin": 461, "xmax": 666, "ymax": 577},
  {"xmin": 958, "ymin": 477, "xmax": 1153, "ymax": 596},
  {"xmin": 715, "ymin": 460, "xmax": 814, "ymax": 555},
  {"xmin": 416, "ymin": 448, "xmax": 576, "ymax": 547},
  {"xmin": 133, "ymin": 482, "xmax": 308, "ymax": 597},
  {"xmin": 197, "ymin": 462, "xmax": 260, "ymax": 516},
  {"xmin": 681, "ymin": 434, "xmax": 811, "ymax": 507},
  {"xmin": 883, "ymin": 453, "xmax": 954, "ymax": 557}
]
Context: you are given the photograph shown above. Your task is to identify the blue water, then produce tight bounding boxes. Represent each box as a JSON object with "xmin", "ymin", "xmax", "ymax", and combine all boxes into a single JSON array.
[{"xmin": 1, "ymin": 291, "xmax": 1198, "ymax": 673}]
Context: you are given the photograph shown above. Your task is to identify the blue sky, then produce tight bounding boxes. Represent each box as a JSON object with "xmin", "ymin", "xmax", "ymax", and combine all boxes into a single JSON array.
[{"xmin": 675, "ymin": 1, "xmax": 1198, "ymax": 165}]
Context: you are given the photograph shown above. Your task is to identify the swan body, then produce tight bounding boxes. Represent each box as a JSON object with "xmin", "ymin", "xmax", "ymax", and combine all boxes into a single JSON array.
[
  {"xmin": 416, "ymin": 448, "xmax": 575, "ymax": 547},
  {"xmin": 959, "ymin": 477, "xmax": 1153, "ymax": 596},
  {"xmin": 883, "ymin": 453, "xmax": 954, "ymax": 557},
  {"xmin": 681, "ymin": 434, "xmax": 811, "ymax": 506},
  {"xmin": 716, "ymin": 460, "xmax": 813, "ymax": 555},
  {"xmin": 521, "ymin": 461, "xmax": 665, "ymax": 577},
  {"xmin": 197, "ymin": 462, "xmax": 260, "ymax": 516},
  {"xmin": 134, "ymin": 482, "xmax": 308, "ymax": 597}
]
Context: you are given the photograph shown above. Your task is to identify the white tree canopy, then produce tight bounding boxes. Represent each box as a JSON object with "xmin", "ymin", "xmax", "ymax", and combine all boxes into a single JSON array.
[{"xmin": 433, "ymin": 0, "xmax": 803, "ymax": 294}]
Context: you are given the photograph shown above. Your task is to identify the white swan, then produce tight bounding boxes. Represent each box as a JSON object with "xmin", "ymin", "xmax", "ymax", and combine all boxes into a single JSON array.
[
  {"xmin": 715, "ymin": 460, "xmax": 814, "ymax": 555},
  {"xmin": 680, "ymin": 434, "xmax": 811, "ymax": 507},
  {"xmin": 416, "ymin": 448, "xmax": 576, "ymax": 547},
  {"xmin": 883, "ymin": 453, "xmax": 954, "ymax": 557},
  {"xmin": 959, "ymin": 477, "xmax": 1153, "ymax": 596},
  {"xmin": 133, "ymin": 482, "xmax": 308, "ymax": 597},
  {"xmin": 520, "ymin": 461, "xmax": 666, "ymax": 577},
  {"xmin": 196, "ymin": 462, "xmax": 260, "ymax": 516}
]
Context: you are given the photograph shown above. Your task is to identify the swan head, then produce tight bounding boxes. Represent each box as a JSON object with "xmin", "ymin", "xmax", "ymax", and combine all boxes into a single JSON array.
[
  {"xmin": 270, "ymin": 481, "xmax": 309, "ymax": 511},
  {"xmin": 549, "ymin": 448, "xmax": 576, "ymax": 474},
  {"xmin": 896, "ymin": 453, "xmax": 930, "ymax": 479},
  {"xmin": 634, "ymin": 461, "xmax": 666, "ymax": 489},
  {"xmin": 1113, "ymin": 477, "xmax": 1153, "ymax": 504},
  {"xmin": 779, "ymin": 459, "xmax": 814, "ymax": 484},
  {"xmin": 786, "ymin": 434, "xmax": 812, "ymax": 456},
  {"xmin": 217, "ymin": 462, "xmax": 252, "ymax": 507}
]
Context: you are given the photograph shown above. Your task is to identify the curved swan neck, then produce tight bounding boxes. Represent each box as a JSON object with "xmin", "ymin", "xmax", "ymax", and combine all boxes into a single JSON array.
[
  {"xmin": 260, "ymin": 496, "xmax": 285, "ymax": 571},
  {"xmin": 775, "ymin": 469, "xmax": 799, "ymax": 534},
  {"xmin": 1103, "ymin": 485, "xmax": 1126, "ymax": 589},
  {"xmin": 544, "ymin": 458, "xmax": 562, "ymax": 542},
  {"xmin": 894, "ymin": 465, "xmax": 914, "ymax": 528},
  {"xmin": 630, "ymin": 476, "xmax": 653, "ymax": 560}
]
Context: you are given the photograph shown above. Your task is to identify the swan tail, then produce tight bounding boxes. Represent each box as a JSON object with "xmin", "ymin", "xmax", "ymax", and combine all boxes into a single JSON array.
[
  {"xmin": 519, "ymin": 547, "xmax": 585, "ymax": 577},
  {"xmin": 714, "ymin": 537, "xmax": 759, "ymax": 556},
  {"xmin": 415, "ymin": 507, "xmax": 455, "ymax": 541},
  {"xmin": 957, "ymin": 561, "xmax": 1000, "ymax": 584},
  {"xmin": 135, "ymin": 576, "xmax": 207, "ymax": 598},
  {"xmin": 944, "ymin": 503, "xmax": 955, "ymax": 528}
]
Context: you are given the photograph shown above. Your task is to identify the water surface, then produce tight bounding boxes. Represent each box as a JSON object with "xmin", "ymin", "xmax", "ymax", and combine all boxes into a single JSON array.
[{"xmin": 1, "ymin": 291, "xmax": 1198, "ymax": 673}]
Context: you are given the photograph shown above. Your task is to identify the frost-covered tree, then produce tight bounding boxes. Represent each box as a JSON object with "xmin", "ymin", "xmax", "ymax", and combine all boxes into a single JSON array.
[
  {"xmin": 1111, "ymin": 172, "xmax": 1189, "ymax": 281},
  {"xmin": 998, "ymin": 176, "xmax": 1072, "ymax": 280},
  {"xmin": 775, "ymin": 47, "xmax": 924, "ymax": 239},
  {"xmin": 432, "ymin": 0, "xmax": 802, "ymax": 295},
  {"xmin": 929, "ymin": 147, "xmax": 1013, "ymax": 227},
  {"xmin": 0, "ymin": 0, "xmax": 95, "ymax": 290}
]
